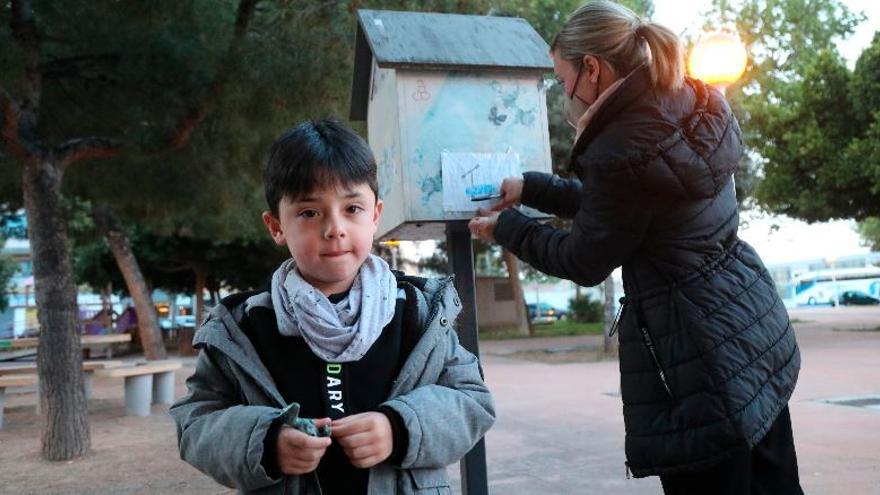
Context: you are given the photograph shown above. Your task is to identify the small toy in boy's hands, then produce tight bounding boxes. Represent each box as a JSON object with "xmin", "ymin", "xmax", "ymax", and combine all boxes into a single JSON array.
[{"xmin": 279, "ymin": 402, "xmax": 331, "ymax": 437}]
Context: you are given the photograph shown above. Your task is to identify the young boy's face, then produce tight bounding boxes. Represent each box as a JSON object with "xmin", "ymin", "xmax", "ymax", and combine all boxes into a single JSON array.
[{"xmin": 263, "ymin": 182, "xmax": 383, "ymax": 296}]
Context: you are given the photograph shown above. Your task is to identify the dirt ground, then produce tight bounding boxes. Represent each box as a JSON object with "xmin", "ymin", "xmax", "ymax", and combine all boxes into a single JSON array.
[
  {"xmin": 1, "ymin": 306, "xmax": 879, "ymax": 494},
  {"xmin": 0, "ymin": 355, "xmax": 233, "ymax": 495}
]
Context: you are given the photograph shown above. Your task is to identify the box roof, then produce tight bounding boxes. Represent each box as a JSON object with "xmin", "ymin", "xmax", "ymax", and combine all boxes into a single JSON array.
[{"xmin": 350, "ymin": 9, "xmax": 553, "ymax": 120}]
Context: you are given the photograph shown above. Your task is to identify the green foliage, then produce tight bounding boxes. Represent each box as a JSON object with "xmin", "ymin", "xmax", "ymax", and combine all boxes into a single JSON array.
[
  {"xmin": 65, "ymin": 197, "xmax": 284, "ymax": 295},
  {"xmin": 417, "ymin": 239, "xmax": 508, "ymax": 277},
  {"xmin": 480, "ymin": 319, "xmax": 603, "ymax": 339},
  {"xmin": 4, "ymin": 0, "xmax": 659, "ymax": 296},
  {"xmin": 568, "ymin": 294, "xmax": 603, "ymax": 323},
  {"xmin": 707, "ymin": 0, "xmax": 879, "ymax": 221},
  {"xmin": 856, "ymin": 217, "xmax": 880, "ymax": 251}
]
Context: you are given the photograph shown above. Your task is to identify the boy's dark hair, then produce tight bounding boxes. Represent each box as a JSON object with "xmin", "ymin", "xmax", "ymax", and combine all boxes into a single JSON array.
[{"xmin": 263, "ymin": 119, "xmax": 378, "ymax": 216}]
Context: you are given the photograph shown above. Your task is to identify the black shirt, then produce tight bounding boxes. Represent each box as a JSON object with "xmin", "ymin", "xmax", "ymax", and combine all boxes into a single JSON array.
[{"xmin": 241, "ymin": 291, "xmax": 413, "ymax": 494}]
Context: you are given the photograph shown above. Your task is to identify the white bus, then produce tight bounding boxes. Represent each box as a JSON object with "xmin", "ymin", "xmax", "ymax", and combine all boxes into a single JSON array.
[{"xmin": 793, "ymin": 266, "xmax": 880, "ymax": 306}]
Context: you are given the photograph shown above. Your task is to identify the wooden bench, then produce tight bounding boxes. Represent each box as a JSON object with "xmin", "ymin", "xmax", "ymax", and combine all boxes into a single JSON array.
[
  {"xmin": 0, "ymin": 334, "xmax": 132, "ymax": 360},
  {"xmin": 0, "ymin": 360, "xmax": 124, "ymax": 375},
  {"xmin": 0, "ymin": 360, "xmax": 124, "ymax": 401},
  {"xmin": 0, "ymin": 374, "xmax": 38, "ymax": 429},
  {"xmin": 96, "ymin": 361, "xmax": 182, "ymax": 416}
]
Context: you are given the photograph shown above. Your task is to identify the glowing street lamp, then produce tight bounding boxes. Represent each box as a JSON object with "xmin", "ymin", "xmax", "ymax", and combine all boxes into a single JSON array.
[{"xmin": 688, "ymin": 31, "xmax": 748, "ymax": 93}]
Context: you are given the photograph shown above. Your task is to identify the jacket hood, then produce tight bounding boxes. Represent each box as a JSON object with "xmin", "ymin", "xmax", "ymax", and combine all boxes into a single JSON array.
[{"xmin": 571, "ymin": 64, "xmax": 744, "ymax": 201}]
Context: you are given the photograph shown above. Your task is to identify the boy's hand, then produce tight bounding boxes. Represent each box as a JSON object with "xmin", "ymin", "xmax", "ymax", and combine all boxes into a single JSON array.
[
  {"xmin": 276, "ymin": 418, "xmax": 332, "ymax": 475},
  {"xmin": 331, "ymin": 412, "xmax": 393, "ymax": 469}
]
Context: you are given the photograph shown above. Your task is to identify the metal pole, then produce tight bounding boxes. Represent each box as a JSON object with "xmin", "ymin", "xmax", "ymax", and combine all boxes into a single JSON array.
[{"xmin": 445, "ymin": 221, "xmax": 488, "ymax": 495}]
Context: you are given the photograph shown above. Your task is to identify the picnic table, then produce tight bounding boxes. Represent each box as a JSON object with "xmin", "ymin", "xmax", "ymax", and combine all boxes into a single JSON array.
[{"xmin": 0, "ymin": 334, "xmax": 132, "ymax": 361}]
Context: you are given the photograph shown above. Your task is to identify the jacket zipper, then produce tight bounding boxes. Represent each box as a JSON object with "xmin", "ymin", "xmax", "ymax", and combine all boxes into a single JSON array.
[
  {"xmin": 639, "ymin": 325, "xmax": 674, "ymax": 399},
  {"xmin": 609, "ymin": 297, "xmax": 627, "ymax": 337}
]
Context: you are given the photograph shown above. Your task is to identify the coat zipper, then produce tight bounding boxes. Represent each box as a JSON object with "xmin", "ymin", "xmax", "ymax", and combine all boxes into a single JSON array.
[
  {"xmin": 609, "ymin": 297, "xmax": 627, "ymax": 337},
  {"xmin": 639, "ymin": 325, "xmax": 674, "ymax": 399}
]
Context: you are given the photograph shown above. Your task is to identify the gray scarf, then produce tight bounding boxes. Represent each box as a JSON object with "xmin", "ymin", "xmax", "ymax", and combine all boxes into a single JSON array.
[{"xmin": 270, "ymin": 254, "xmax": 397, "ymax": 362}]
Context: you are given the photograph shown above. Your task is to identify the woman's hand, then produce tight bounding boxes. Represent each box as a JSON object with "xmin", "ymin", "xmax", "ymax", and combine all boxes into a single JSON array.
[
  {"xmin": 490, "ymin": 176, "xmax": 524, "ymax": 212},
  {"xmin": 468, "ymin": 209, "xmax": 500, "ymax": 243}
]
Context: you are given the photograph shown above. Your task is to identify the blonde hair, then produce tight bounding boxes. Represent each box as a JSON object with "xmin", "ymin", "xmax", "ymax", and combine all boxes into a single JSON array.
[{"xmin": 551, "ymin": 0, "xmax": 684, "ymax": 91}]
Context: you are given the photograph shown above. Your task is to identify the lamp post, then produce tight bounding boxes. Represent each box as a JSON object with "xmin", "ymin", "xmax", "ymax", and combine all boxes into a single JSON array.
[
  {"xmin": 828, "ymin": 257, "xmax": 840, "ymax": 308},
  {"xmin": 688, "ymin": 31, "xmax": 748, "ymax": 93},
  {"xmin": 379, "ymin": 239, "xmax": 400, "ymax": 270}
]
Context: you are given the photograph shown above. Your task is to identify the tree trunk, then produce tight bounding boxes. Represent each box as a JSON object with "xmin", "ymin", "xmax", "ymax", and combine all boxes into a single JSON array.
[
  {"xmin": 91, "ymin": 203, "xmax": 166, "ymax": 360},
  {"xmin": 22, "ymin": 160, "xmax": 90, "ymax": 461},
  {"xmin": 603, "ymin": 274, "xmax": 619, "ymax": 356},
  {"xmin": 100, "ymin": 283, "xmax": 113, "ymax": 331},
  {"xmin": 194, "ymin": 268, "xmax": 206, "ymax": 327},
  {"xmin": 206, "ymin": 275, "xmax": 220, "ymax": 307},
  {"xmin": 170, "ymin": 293, "xmax": 178, "ymax": 329},
  {"xmin": 503, "ymin": 250, "xmax": 532, "ymax": 336}
]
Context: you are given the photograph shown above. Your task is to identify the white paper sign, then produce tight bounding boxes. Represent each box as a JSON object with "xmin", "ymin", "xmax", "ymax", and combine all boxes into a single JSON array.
[{"xmin": 441, "ymin": 152, "xmax": 520, "ymax": 212}]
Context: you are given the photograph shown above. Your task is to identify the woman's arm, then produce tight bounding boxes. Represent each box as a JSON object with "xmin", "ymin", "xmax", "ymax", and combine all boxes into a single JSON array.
[
  {"xmin": 520, "ymin": 171, "xmax": 583, "ymax": 219},
  {"xmin": 493, "ymin": 166, "xmax": 652, "ymax": 287}
]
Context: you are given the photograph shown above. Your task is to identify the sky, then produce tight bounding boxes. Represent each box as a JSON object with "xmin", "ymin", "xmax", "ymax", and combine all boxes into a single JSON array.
[{"xmin": 650, "ymin": 0, "xmax": 880, "ymax": 264}]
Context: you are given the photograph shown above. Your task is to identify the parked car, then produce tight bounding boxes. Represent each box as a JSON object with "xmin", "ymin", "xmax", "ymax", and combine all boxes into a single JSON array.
[
  {"xmin": 839, "ymin": 290, "xmax": 880, "ymax": 306},
  {"xmin": 526, "ymin": 302, "xmax": 567, "ymax": 323}
]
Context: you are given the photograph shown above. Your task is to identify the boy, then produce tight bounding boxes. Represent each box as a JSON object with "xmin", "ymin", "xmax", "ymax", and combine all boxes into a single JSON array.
[{"xmin": 170, "ymin": 119, "xmax": 495, "ymax": 495}]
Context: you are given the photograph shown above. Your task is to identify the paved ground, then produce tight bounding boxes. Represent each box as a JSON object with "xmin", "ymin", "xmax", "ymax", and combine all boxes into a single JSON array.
[{"xmin": 0, "ymin": 306, "xmax": 878, "ymax": 494}]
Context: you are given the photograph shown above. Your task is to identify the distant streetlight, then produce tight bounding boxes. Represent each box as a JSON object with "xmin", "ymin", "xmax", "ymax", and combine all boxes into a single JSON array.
[
  {"xmin": 379, "ymin": 239, "xmax": 401, "ymax": 270},
  {"xmin": 688, "ymin": 31, "xmax": 748, "ymax": 93}
]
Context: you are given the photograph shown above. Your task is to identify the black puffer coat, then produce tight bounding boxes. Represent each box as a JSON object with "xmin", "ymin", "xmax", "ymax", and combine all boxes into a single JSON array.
[{"xmin": 494, "ymin": 64, "xmax": 800, "ymax": 477}]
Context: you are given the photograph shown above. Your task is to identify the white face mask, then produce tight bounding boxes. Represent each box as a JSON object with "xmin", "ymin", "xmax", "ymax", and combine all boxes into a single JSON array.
[
  {"xmin": 564, "ymin": 93, "xmax": 590, "ymax": 130},
  {"xmin": 563, "ymin": 62, "xmax": 592, "ymax": 130}
]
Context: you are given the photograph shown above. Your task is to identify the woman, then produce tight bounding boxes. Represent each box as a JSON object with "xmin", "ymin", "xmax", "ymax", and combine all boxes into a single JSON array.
[{"xmin": 468, "ymin": 2, "xmax": 803, "ymax": 493}]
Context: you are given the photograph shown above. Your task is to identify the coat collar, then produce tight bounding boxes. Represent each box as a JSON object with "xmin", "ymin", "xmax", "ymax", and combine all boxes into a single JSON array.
[
  {"xmin": 192, "ymin": 274, "xmax": 461, "ymax": 405},
  {"xmin": 569, "ymin": 63, "xmax": 653, "ymax": 165}
]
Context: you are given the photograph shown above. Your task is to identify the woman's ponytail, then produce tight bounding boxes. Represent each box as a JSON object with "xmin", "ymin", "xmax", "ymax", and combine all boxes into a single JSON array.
[{"xmin": 637, "ymin": 22, "xmax": 685, "ymax": 91}]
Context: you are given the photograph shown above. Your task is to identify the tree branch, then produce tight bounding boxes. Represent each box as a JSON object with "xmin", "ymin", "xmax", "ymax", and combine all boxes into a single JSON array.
[
  {"xmin": 53, "ymin": 137, "xmax": 123, "ymax": 168},
  {"xmin": 167, "ymin": 0, "xmax": 262, "ymax": 151},
  {"xmin": 0, "ymin": 87, "xmax": 39, "ymax": 161},
  {"xmin": 5, "ymin": 0, "xmax": 261, "ymax": 167}
]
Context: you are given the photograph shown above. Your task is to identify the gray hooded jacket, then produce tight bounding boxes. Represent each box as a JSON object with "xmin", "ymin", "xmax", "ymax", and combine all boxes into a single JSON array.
[{"xmin": 170, "ymin": 275, "xmax": 495, "ymax": 494}]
